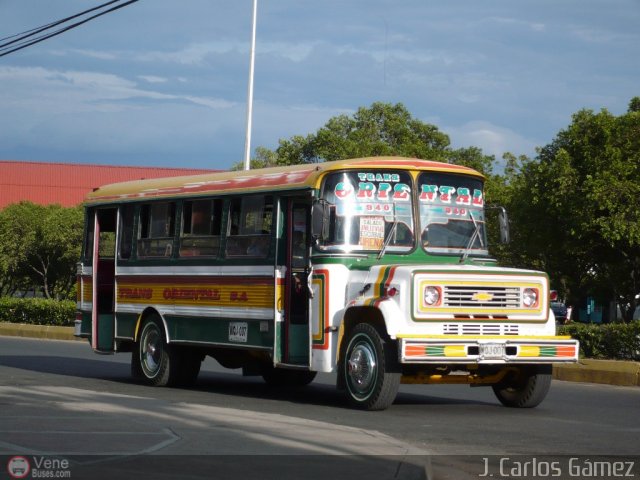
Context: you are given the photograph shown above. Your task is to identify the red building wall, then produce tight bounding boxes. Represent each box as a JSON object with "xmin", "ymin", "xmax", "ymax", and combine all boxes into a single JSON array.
[{"xmin": 0, "ymin": 161, "xmax": 217, "ymax": 209}]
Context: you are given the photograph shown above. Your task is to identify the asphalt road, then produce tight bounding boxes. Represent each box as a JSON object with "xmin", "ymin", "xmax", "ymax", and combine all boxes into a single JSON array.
[{"xmin": 1, "ymin": 336, "xmax": 639, "ymax": 479}]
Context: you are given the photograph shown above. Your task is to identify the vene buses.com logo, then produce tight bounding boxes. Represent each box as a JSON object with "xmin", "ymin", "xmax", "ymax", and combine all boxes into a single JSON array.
[{"xmin": 7, "ymin": 456, "xmax": 30, "ymax": 479}]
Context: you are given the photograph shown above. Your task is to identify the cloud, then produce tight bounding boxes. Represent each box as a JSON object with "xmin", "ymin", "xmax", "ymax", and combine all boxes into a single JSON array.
[
  {"xmin": 0, "ymin": 65, "xmax": 241, "ymax": 167},
  {"xmin": 567, "ymin": 25, "xmax": 638, "ymax": 44},
  {"xmin": 51, "ymin": 49, "xmax": 119, "ymax": 60},
  {"xmin": 445, "ymin": 120, "xmax": 539, "ymax": 160},
  {"xmin": 0, "ymin": 66, "xmax": 236, "ymax": 113},
  {"xmin": 136, "ymin": 41, "xmax": 242, "ymax": 65},
  {"xmin": 138, "ymin": 75, "xmax": 168, "ymax": 84},
  {"xmin": 483, "ymin": 16, "xmax": 546, "ymax": 32},
  {"xmin": 136, "ymin": 40, "xmax": 320, "ymax": 66}
]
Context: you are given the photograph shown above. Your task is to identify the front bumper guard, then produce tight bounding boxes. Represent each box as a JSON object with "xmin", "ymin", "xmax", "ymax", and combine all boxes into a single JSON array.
[{"xmin": 399, "ymin": 336, "xmax": 579, "ymax": 364}]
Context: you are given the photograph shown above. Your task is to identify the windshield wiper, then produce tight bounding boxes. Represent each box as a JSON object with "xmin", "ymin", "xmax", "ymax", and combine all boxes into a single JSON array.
[
  {"xmin": 377, "ymin": 220, "xmax": 398, "ymax": 260},
  {"xmin": 377, "ymin": 206, "xmax": 398, "ymax": 260},
  {"xmin": 459, "ymin": 210, "xmax": 484, "ymax": 264}
]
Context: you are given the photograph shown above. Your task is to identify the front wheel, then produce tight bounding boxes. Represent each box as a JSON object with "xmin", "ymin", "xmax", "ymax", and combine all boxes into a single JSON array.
[
  {"xmin": 492, "ymin": 365, "xmax": 552, "ymax": 408},
  {"xmin": 341, "ymin": 323, "xmax": 400, "ymax": 411}
]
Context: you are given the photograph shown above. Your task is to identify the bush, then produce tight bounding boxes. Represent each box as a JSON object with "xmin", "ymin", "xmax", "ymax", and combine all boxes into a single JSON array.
[
  {"xmin": 559, "ymin": 322, "xmax": 640, "ymax": 361},
  {"xmin": 0, "ymin": 297, "xmax": 76, "ymax": 327}
]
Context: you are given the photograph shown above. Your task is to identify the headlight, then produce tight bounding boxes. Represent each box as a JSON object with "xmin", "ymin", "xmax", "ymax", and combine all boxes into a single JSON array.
[
  {"xmin": 423, "ymin": 286, "xmax": 441, "ymax": 306},
  {"xmin": 522, "ymin": 288, "xmax": 539, "ymax": 308}
]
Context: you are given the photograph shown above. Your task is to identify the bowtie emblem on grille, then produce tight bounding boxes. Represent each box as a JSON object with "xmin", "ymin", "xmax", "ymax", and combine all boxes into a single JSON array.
[{"xmin": 472, "ymin": 292, "xmax": 494, "ymax": 302}]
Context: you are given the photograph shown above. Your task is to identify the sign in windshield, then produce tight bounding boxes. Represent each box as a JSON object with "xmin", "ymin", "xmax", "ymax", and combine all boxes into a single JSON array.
[{"xmin": 321, "ymin": 171, "xmax": 414, "ymax": 253}]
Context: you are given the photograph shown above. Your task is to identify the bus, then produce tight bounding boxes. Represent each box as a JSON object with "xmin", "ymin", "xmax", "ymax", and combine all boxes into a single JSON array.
[{"xmin": 75, "ymin": 156, "xmax": 579, "ymax": 410}]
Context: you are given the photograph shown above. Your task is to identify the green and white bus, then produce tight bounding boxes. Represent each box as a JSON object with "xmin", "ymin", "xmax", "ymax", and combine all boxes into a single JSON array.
[{"xmin": 76, "ymin": 156, "xmax": 579, "ymax": 410}]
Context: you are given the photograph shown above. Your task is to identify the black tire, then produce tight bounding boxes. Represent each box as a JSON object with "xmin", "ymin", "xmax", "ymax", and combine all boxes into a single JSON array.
[
  {"xmin": 132, "ymin": 315, "xmax": 199, "ymax": 387},
  {"xmin": 492, "ymin": 365, "xmax": 552, "ymax": 408},
  {"xmin": 341, "ymin": 323, "xmax": 400, "ymax": 411},
  {"xmin": 262, "ymin": 367, "xmax": 317, "ymax": 387}
]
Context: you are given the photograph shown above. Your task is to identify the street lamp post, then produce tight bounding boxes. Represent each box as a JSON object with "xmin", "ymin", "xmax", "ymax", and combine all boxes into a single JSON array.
[{"xmin": 243, "ymin": 0, "xmax": 258, "ymax": 171}]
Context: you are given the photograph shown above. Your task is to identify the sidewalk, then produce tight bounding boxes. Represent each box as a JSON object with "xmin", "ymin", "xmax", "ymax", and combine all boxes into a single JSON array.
[{"xmin": 1, "ymin": 322, "xmax": 639, "ymax": 387}]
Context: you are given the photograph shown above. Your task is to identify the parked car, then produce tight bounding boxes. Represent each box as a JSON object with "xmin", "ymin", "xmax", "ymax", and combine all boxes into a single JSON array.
[{"xmin": 551, "ymin": 301, "xmax": 568, "ymax": 323}]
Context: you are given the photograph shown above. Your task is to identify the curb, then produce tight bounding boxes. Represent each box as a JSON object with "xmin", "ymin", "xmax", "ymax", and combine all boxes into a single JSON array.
[
  {"xmin": 0, "ymin": 322, "xmax": 83, "ymax": 342},
  {"xmin": 553, "ymin": 359, "xmax": 640, "ymax": 387},
  {"xmin": 1, "ymin": 323, "xmax": 638, "ymax": 387}
]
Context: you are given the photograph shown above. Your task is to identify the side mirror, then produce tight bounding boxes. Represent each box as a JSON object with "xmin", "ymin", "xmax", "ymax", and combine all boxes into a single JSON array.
[
  {"xmin": 311, "ymin": 200, "xmax": 330, "ymax": 241},
  {"xmin": 498, "ymin": 207, "xmax": 510, "ymax": 244}
]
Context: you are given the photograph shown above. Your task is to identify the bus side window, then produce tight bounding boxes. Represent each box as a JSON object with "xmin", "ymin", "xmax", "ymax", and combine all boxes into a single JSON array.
[
  {"xmin": 179, "ymin": 199, "xmax": 222, "ymax": 257},
  {"xmin": 83, "ymin": 208, "xmax": 95, "ymax": 264},
  {"xmin": 119, "ymin": 204, "xmax": 135, "ymax": 260},
  {"xmin": 225, "ymin": 195, "xmax": 273, "ymax": 258},
  {"xmin": 137, "ymin": 202, "xmax": 176, "ymax": 258}
]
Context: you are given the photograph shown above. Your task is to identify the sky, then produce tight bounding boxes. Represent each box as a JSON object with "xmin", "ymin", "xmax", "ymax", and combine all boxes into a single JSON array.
[{"xmin": 0, "ymin": 0, "xmax": 638, "ymax": 171}]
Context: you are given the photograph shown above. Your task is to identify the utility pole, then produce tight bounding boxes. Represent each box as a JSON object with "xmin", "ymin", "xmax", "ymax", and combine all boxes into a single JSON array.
[{"xmin": 243, "ymin": 0, "xmax": 258, "ymax": 171}]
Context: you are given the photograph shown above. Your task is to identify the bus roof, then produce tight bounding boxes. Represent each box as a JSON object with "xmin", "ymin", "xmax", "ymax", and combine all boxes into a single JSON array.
[{"xmin": 84, "ymin": 156, "xmax": 484, "ymax": 205}]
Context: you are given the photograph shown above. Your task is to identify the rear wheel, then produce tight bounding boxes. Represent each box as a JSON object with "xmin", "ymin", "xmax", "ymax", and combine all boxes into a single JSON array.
[
  {"xmin": 492, "ymin": 365, "xmax": 552, "ymax": 408},
  {"xmin": 342, "ymin": 323, "xmax": 400, "ymax": 411},
  {"xmin": 132, "ymin": 315, "xmax": 201, "ymax": 387}
]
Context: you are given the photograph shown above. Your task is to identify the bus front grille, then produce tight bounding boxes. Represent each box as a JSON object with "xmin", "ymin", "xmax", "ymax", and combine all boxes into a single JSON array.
[{"xmin": 443, "ymin": 286, "xmax": 521, "ymax": 309}]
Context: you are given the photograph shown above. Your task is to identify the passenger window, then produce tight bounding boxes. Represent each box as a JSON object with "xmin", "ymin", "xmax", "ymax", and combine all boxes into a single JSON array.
[
  {"xmin": 98, "ymin": 231, "xmax": 116, "ymax": 258},
  {"xmin": 137, "ymin": 202, "xmax": 176, "ymax": 258},
  {"xmin": 226, "ymin": 196, "xmax": 273, "ymax": 257},
  {"xmin": 83, "ymin": 208, "xmax": 95, "ymax": 264},
  {"xmin": 119, "ymin": 204, "xmax": 135, "ymax": 260},
  {"xmin": 180, "ymin": 199, "xmax": 223, "ymax": 257}
]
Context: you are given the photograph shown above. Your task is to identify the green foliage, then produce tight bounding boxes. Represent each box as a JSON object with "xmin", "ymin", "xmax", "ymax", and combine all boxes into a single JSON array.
[
  {"xmin": 205, "ymin": 99, "xmax": 640, "ymax": 324},
  {"xmin": 0, "ymin": 297, "xmax": 76, "ymax": 327},
  {"xmin": 559, "ymin": 322, "xmax": 640, "ymax": 361},
  {"xmin": 0, "ymin": 202, "xmax": 83, "ymax": 300},
  {"xmin": 504, "ymin": 103, "xmax": 640, "ymax": 320}
]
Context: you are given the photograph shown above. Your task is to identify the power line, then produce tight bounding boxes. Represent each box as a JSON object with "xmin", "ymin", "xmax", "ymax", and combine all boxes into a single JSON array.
[
  {"xmin": 0, "ymin": 0, "xmax": 120, "ymax": 46},
  {"xmin": 0, "ymin": 0, "xmax": 139, "ymax": 58}
]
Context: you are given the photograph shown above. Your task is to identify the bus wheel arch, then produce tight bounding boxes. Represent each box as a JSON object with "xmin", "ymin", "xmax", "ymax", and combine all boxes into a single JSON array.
[{"xmin": 337, "ymin": 307, "xmax": 401, "ymax": 410}]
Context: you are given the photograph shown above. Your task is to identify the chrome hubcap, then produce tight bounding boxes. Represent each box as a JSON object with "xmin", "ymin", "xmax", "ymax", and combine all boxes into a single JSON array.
[
  {"xmin": 347, "ymin": 342, "xmax": 376, "ymax": 394},
  {"xmin": 141, "ymin": 326, "xmax": 162, "ymax": 376}
]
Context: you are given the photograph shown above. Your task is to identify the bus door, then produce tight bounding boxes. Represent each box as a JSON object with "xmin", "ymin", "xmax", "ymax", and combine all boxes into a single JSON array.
[
  {"xmin": 282, "ymin": 199, "xmax": 311, "ymax": 365},
  {"xmin": 91, "ymin": 208, "xmax": 117, "ymax": 353}
]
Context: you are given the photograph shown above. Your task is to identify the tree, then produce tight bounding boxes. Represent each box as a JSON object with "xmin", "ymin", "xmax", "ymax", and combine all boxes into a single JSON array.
[
  {"xmin": 0, "ymin": 202, "xmax": 38, "ymax": 296},
  {"xmin": 507, "ymin": 101, "xmax": 640, "ymax": 320},
  {"xmin": 0, "ymin": 202, "xmax": 83, "ymax": 299}
]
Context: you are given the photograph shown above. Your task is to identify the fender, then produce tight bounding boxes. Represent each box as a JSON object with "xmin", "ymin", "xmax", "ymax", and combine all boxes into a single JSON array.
[
  {"xmin": 133, "ymin": 307, "xmax": 171, "ymax": 343},
  {"xmin": 336, "ymin": 296, "xmax": 406, "ymax": 363}
]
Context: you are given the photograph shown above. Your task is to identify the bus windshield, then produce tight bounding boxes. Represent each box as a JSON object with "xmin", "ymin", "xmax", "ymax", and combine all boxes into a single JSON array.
[
  {"xmin": 320, "ymin": 171, "xmax": 414, "ymax": 253},
  {"xmin": 418, "ymin": 172, "xmax": 488, "ymax": 256}
]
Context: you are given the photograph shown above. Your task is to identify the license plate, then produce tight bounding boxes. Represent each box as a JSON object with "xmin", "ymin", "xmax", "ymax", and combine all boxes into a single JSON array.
[
  {"xmin": 479, "ymin": 343, "xmax": 505, "ymax": 359},
  {"xmin": 228, "ymin": 322, "xmax": 248, "ymax": 343}
]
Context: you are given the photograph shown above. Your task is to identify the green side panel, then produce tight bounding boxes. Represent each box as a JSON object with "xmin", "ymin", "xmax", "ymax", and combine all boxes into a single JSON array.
[
  {"xmin": 165, "ymin": 315, "xmax": 274, "ymax": 349},
  {"xmin": 97, "ymin": 313, "xmax": 115, "ymax": 351},
  {"xmin": 80, "ymin": 312, "xmax": 92, "ymax": 336},
  {"xmin": 116, "ymin": 313, "xmax": 138, "ymax": 339},
  {"xmin": 287, "ymin": 324, "xmax": 309, "ymax": 364}
]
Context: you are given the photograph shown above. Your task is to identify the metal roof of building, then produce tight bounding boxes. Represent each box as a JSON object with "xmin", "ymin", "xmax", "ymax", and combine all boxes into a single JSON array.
[{"xmin": 0, "ymin": 160, "xmax": 217, "ymax": 209}]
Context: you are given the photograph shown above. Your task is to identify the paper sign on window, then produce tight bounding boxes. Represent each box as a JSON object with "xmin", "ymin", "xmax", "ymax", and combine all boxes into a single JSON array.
[{"xmin": 359, "ymin": 216, "xmax": 385, "ymax": 250}]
